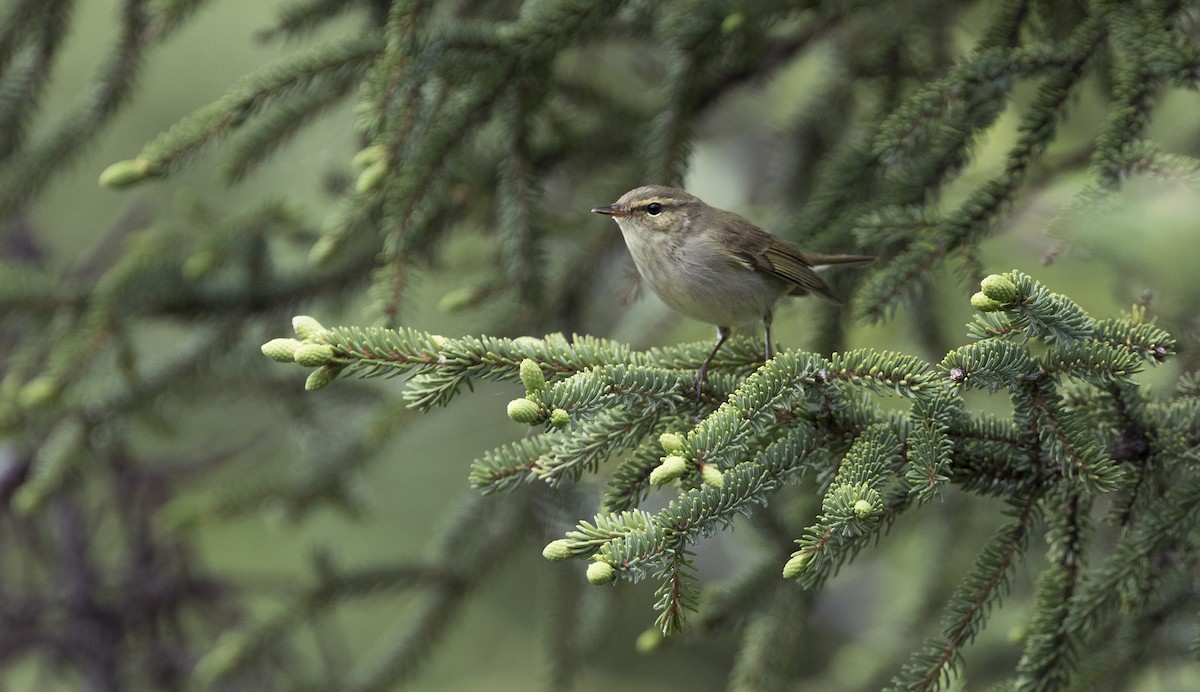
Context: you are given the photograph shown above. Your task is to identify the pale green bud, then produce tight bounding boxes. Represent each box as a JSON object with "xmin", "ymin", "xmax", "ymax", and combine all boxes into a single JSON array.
[
  {"xmin": 352, "ymin": 144, "xmax": 386, "ymax": 169},
  {"xmin": 17, "ymin": 376, "xmax": 59, "ymax": 409},
  {"xmin": 635, "ymin": 628, "xmax": 664, "ymax": 654},
  {"xmin": 437, "ymin": 286, "xmax": 481, "ymax": 312},
  {"xmin": 586, "ymin": 560, "xmax": 616, "ymax": 585},
  {"xmin": 721, "ymin": 11, "xmax": 745, "ymax": 33},
  {"xmin": 293, "ymin": 343, "xmax": 335, "ymax": 367},
  {"xmin": 970, "ymin": 291, "xmax": 1004, "ymax": 312},
  {"xmin": 658, "ymin": 432, "xmax": 686, "ymax": 455},
  {"xmin": 549, "ymin": 408, "xmax": 570, "ymax": 429},
  {"xmin": 308, "ymin": 235, "xmax": 339, "ymax": 266},
  {"xmin": 542, "ymin": 539, "xmax": 573, "ymax": 561},
  {"xmin": 182, "ymin": 249, "xmax": 219, "ymax": 279},
  {"xmin": 649, "ymin": 455, "xmax": 688, "ymax": 486},
  {"xmin": 261, "ymin": 338, "xmax": 302, "ymax": 363},
  {"xmin": 980, "ymin": 274, "xmax": 1019, "ymax": 303},
  {"xmin": 519, "ymin": 359, "xmax": 546, "ymax": 394},
  {"xmin": 98, "ymin": 158, "xmax": 154, "ymax": 188},
  {"xmin": 700, "ymin": 464, "xmax": 724, "ymax": 489},
  {"xmin": 355, "ymin": 160, "xmax": 387, "ymax": 193},
  {"xmin": 852, "ymin": 499, "xmax": 874, "ymax": 518},
  {"xmin": 304, "ymin": 365, "xmax": 340, "ymax": 391},
  {"xmin": 782, "ymin": 551, "xmax": 811, "ymax": 579},
  {"xmin": 291, "ymin": 315, "xmax": 327, "ymax": 340},
  {"xmin": 192, "ymin": 631, "xmax": 249, "ymax": 688},
  {"xmin": 506, "ymin": 397, "xmax": 543, "ymax": 424}
]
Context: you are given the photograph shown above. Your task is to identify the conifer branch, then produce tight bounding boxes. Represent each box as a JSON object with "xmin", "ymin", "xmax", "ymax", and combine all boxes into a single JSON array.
[
  {"xmin": 259, "ymin": 266, "xmax": 1193, "ymax": 668},
  {"xmin": 889, "ymin": 494, "xmax": 1040, "ymax": 692}
]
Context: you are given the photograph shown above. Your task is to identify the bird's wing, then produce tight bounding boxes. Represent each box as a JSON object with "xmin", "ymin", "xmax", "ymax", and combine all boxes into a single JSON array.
[{"xmin": 729, "ymin": 224, "xmax": 841, "ymax": 303}]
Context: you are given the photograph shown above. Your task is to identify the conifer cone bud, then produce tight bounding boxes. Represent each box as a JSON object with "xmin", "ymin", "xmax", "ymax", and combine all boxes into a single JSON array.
[
  {"xmin": 355, "ymin": 160, "xmax": 387, "ymax": 193},
  {"xmin": 192, "ymin": 631, "xmax": 248, "ymax": 688},
  {"xmin": 649, "ymin": 455, "xmax": 688, "ymax": 486},
  {"xmin": 635, "ymin": 628, "xmax": 664, "ymax": 653},
  {"xmin": 437, "ymin": 286, "xmax": 480, "ymax": 312},
  {"xmin": 98, "ymin": 158, "xmax": 153, "ymax": 188},
  {"xmin": 970, "ymin": 291, "xmax": 1004, "ymax": 312},
  {"xmin": 261, "ymin": 338, "xmax": 303, "ymax": 363},
  {"xmin": 658, "ymin": 432, "xmax": 686, "ymax": 455},
  {"xmin": 304, "ymin": 365, "xmax": 341, "ymax": 391},
  {"xmin": 352, "ymin": 145, "xmax": 385, "ymax": 169},
  {"xmin": 542, "ymin": 539, "xmax": 573, "ymax": 561},
  {"xmin": 980, "ymin": 274, "xmax": 1019, "ymax": 303},
  {"xmin": 853, "ymin": 499, "xmax": 874, "ymax": 518},
  {"xmin": 549, "ymin": 408, "xmax": 570, "ymax": 429},
  {"xmin": 308, "ymin": 235, "xmax": 339, "ymax": 266},
  {"xmin": 293, "ymin": 343, "xmax": 335, "ymax": 367},
  {"xmin": 506, "ymin": 397, "xmax": 543, "ymax": 424},
  {"xmin": 519, "ymin": 358, "xmax": 546, "ymax": 394},
  {"xmin": 782, "ymin": 551, "xmax": 811, "ymax": 579},
  {"xmin": 586, "ymin": 560, "xmax": 616, "ymax": 585},
  {"xmin": 182, "ymin": 249, "xmax": 218, "ymax": 279},
  {"xmin": 700, "ymin": 464, "xmax": 724, "ymax": 489},
  {"xmin": 292, "ymin": 315, "xmax": 327, "ymax": 340},
  {"xmin": 17, "ymin": 376, "xmax": 59, "ymax": 409},
  {"xmin": 721, "ymin": 11, "xmax": 745, "ymax": 33}
]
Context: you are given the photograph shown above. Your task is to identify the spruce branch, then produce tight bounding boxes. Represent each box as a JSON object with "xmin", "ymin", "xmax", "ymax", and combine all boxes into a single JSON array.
[
  {"xmin": 101, "ymin": 33, "xmax": 385, "ymax": 185},
  {"xmin": 262, "ymin": 268, "xmax": 1184, "ymax": 640},
  {"xmin": 0, "ymin": 0, "xmax": 152, "ymax": 221},
  {"xmin": 889, "ymin": 495, "xmax": 1040, "ymax": 692}
]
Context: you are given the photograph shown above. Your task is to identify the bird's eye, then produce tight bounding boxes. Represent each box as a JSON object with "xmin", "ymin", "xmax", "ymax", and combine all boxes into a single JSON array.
[{"xmin": 646, "ymin": 202, "xmax": 663, "ymax": 215}]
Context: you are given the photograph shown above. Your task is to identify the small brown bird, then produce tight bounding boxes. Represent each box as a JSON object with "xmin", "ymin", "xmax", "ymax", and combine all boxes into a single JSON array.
[{"xmin": 592, "ymin": 185, "xmax": 873, "ymax": 395}]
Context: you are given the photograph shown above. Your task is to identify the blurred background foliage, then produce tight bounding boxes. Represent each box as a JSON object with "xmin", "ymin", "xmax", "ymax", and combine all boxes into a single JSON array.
[{"xmin": 2, "ymin": 0, "xmax": 1199, "ymax": 690}]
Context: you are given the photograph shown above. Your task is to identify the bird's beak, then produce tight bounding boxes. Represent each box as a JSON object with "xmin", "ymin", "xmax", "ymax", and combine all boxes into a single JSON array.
[{"xmin": 591, "ymin": 203, "xmax": 628, "ymax": 217}]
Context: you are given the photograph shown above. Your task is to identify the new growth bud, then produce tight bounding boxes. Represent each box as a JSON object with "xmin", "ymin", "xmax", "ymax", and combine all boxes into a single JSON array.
[
  {"xmin": 352, "ymin": 145, "xmax": 385, "ymax": 169},
  {"xmin": 980, "ymin": 274, "xmax": 1019, "ymax": 303},
  {"xmin": 700, "ymin": 464, "xmax": 724, "ymax": 489},
  {"xmin": 506, "ymin": 398, "xmax": 543, "ymax": 425},
  {"xmin": 355, "ymin": 160, "xmax": 388, "ymax": 193},
  {"xmin": 586, "ymin": 560, "xmax": 616, "ymax": 585},
  {"xmin": 261, "ymin": 338, "xmax": 302, "ymax": 363},
  {"xmin": 291, "ymin": 315, "xmax": 327, "ymax": 340},
  {"xmin": 98, "ymin": 158, "xmax": 154, "ymax": 188},
  {"xmin": 658, "ymin": 432, "xmax": 686, "ymax": 455},
  {"xmin": 542, "ymin": 539, "xmax": 573, "ymax": 561},
  {"xmin": 18, "ymin": 376, "xmax": 59, "ymax": 409},
  {"xmin": 549, "ymin": 408, "xmax": 570, "ymax": 429},
  {"xmin": 970, "ymin": 291, "xmax": 1004, "ymax": 312},
  {"xmin": 304, "ymin": 365, "xmax": 341, "ymax": 391},
  {"xmin": 519, "ymin": 359, "xmax": 546, "ymax": 394},
  {"xmin": 293, "ymin": 343, "xmax": 335, "ymax": 367},
  {"xmin": 782, "ymin": 551, "xmax": 811, "ymax": 579},
  {"xmin": 308, "ymin": 235, "xmax": 339, "ymax": 266},
  {"xmin": 649, "ymin": 455, "xmax": 688, "ymax": 486},
  {"xmin": 635, "ymin": 628, "xmax": 664, "ymax": 654}
]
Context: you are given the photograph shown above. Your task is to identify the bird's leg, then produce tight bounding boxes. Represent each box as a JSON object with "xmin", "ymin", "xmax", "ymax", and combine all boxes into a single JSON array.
[
  {"xmin": 763, "ymin": 309, "xmax": 774, "ymax": 362},
  {"xmin": 696, "ymin": 326, "xmax": 731, "ymax": 402}
]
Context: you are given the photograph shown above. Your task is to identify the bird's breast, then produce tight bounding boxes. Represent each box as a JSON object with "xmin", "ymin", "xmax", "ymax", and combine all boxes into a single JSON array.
[{"xmin": 618, "ymin": 225, "xmax": 784, "ymax": 327}]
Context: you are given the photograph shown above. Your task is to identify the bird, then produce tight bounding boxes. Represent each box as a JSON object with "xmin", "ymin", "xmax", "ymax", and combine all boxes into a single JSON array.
[{"xmin": 591, "ymin": 185, "xmax": 873, "ymax": 397}]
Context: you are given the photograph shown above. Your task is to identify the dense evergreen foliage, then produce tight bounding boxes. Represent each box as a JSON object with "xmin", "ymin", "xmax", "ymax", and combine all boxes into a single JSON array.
[{"xmin": 3, "ymin": 0, "xmax": 1199, "ymax": 689}]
